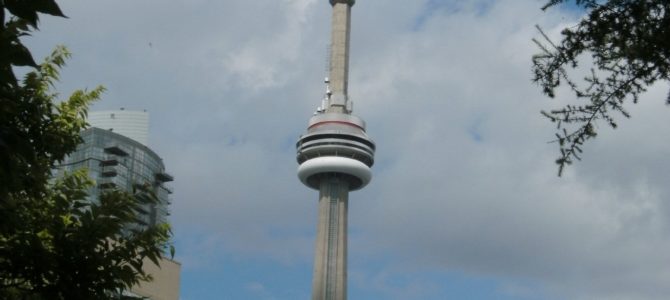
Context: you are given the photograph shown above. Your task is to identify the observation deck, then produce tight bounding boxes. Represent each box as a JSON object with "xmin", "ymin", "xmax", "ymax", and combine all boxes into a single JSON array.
[{"xmin": 296, "ymin": 113, "xmax": 375, "ymax": 191}]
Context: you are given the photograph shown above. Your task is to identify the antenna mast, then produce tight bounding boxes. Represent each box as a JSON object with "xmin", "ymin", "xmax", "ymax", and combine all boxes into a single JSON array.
[{"xmin": 325, "ymin": 0, "xmax": 355, "ymax": 114}]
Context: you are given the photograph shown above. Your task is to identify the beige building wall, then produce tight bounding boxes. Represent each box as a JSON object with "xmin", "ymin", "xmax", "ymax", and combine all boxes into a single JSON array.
[{"xmin": 130, "ymin": 257, "xmax": 181, "ymax": 300}]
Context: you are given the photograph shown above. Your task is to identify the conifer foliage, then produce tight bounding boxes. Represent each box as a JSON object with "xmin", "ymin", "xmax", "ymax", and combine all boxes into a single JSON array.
[{"xmin": 533, "ymin": 0, "xmax": 670, "ymax": 175}]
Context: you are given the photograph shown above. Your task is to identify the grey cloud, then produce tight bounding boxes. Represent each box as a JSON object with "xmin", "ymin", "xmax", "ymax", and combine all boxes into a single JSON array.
[{"xmin": 25, "ymin": 0, "xmax": 670, "ymax": 299}]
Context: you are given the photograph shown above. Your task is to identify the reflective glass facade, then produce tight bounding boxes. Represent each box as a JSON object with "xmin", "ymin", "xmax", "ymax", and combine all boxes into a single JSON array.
[{"xmin": 63, "ymin": 127, "xmax": 173, "ymax": 227}]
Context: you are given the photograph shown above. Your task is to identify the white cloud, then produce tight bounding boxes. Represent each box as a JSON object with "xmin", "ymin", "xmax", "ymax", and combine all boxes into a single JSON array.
[{"xmin": 28, "ymin": 0, "xmax": 670, "ymax": 299}]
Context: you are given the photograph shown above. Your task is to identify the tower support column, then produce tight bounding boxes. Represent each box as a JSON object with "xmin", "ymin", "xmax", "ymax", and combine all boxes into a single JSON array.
[{"xmin": 312, "ymin": 176, "xmax": 349, "ymax": 300}]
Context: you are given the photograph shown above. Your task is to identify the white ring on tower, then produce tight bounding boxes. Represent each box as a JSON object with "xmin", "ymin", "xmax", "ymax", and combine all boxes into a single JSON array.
[{"xmin": 297, "ymin": 156, "xmax": 372, "ymax": 190}]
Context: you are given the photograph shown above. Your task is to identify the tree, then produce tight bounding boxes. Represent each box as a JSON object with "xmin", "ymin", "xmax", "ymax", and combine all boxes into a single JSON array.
[
  {"xmin": 0, "ymin": 2, "xmax": 173, "ymax": 299},
  {"xmin": 0, "ymin": 0, "xmax": 68, "ymax": 205},
  {"xmin": 533, "ymin": 0, "xmax": 670, "ymax": 175}
]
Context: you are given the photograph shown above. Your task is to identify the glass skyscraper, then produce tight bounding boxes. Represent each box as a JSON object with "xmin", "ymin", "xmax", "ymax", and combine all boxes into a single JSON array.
[
  {"xmin": 62, "ymin": 114, "xmax": 173, "ymax": 228},
  {"xmin": 61, "ymin": 110, "xmax": 180, "ymax": 299}
]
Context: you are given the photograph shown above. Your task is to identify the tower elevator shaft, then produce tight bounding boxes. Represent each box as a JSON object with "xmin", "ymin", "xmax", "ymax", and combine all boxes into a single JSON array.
[{"xmin": 312, "ymin": 177, "xmax": 349, "ymax": 300}]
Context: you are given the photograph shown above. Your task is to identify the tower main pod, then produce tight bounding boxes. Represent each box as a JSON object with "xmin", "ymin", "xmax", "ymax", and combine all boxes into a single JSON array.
[{"xmin": 296, "ymin": 1, "xmax": 375, "ymax": 300}]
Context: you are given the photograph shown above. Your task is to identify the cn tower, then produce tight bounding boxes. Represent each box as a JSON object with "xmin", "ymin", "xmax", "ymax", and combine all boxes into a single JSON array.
[{"xmin": 296, "ymin": 1, "xmax": 375, "ymax": 299}]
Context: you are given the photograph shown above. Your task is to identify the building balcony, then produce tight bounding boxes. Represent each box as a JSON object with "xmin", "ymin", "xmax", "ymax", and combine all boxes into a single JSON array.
[
  {"xmin": 104, "ymin": 145, "xmax": 129, "ymax": 157},
  {"xmin": 160, "ymin": 184, "xmax": 173, "ymax": 194},
  {"xmin": 99, "ymin": 177, "xmax": 123, "ymax": 189},
  {"xmin": 98, "ymin": 182, "xmax": 117, "ymax": 189},
  {"xmin": 155, "ymin": 172, "xmax": 174, "ymax": 183},
  {"xmin": 99, "ymin": 158, "xmax": 119, "ymax": 167},
  {"xmin": 100, "ymin": 166, "xmax": 118, "ymax": 177}
]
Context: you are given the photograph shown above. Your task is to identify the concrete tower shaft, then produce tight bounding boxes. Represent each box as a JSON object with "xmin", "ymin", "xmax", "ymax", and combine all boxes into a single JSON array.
[
  {"xmin": 297, "ymin": 1, "xmax": 372, "ymax": 299},
  {"xmin": 312, "ymin": 178, "xmax": 349, "ymax": 300}
]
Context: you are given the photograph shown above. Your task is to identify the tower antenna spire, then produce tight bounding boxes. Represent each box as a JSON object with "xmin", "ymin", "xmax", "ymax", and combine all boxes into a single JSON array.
[
  {"xmin": 325, "ymin": 0, "xmax": 355, "ymax": 114},
  {"xmin": 296, "ymin": 1, "xmax": 374, "ymax": 299}
]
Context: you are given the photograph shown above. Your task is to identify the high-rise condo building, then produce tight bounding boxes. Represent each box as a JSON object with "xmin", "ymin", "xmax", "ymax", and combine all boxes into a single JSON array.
[
  {"xmin": 61, "ymin": 109, "xmax": 180, "ymax": 300},
  {"xmin": 63, "ymin": 110, "xmax": 172, "ymax": 227}
]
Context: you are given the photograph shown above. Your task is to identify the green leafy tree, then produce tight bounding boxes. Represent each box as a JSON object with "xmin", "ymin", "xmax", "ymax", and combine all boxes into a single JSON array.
[
  {"xmin": 533, "ymin": 0, "xmax": 670, "ymax": 175},
  {"xmin": 0, "ymin": 0, "xmax": 68, "ymax": 209},
  {"xmin": 0, "ymin": 2, "xmax": 173, "ymax": 299}
]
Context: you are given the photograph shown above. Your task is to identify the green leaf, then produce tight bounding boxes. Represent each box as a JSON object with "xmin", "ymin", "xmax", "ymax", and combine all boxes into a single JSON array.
[
  {"xmin": 4, "ymin": 0, "xmax": 39, "ymax": 27},
  {"xmin": 9, "ymin": 42, "xmax": 39, "ymax": 68},
  {"xmin": 0, "ymin": 4, "xmax": 5, "ymax": 25},
  {"xmin": 34, "ymin": 0, "xmax": 67, "ymax": 18},
  {"xmin": 0, "ymin": 66, "xmax": 18, "ymax": 86}
]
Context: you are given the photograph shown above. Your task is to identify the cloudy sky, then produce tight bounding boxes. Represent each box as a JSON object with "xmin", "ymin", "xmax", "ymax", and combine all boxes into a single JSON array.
[{"xmin": 26, "ymin": 0, "xmax": 670, "ymax": 299}]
